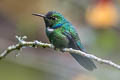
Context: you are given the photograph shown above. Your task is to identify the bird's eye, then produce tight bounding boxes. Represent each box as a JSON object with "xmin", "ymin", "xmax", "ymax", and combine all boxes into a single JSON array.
[{"xmin": 49, "ymin": 16, "xmax": 57, "ymax": 20}]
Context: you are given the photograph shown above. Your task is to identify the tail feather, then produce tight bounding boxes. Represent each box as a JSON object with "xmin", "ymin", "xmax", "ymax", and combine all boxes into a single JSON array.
[{"xmin": 70, "ymin": 53, "xmax": 96, "ymax": 71}]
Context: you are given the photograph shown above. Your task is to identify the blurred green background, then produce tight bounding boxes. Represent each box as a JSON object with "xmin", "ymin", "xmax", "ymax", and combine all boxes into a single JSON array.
[{"xmin": 0, "ymin": 0, "xmax": 120, "ymax": 80}]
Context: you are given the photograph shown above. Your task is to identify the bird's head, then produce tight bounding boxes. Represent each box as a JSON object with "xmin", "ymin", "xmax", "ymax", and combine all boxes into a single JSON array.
[{"xmin": 32, "ymin": 11, "xmax": 67, "ymax": 29}]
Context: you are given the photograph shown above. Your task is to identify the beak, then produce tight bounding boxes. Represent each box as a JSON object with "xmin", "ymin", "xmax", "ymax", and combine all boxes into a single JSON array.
[{"xmin": 32, "ymin": 13, "xmax": 46, "ymax": 18}]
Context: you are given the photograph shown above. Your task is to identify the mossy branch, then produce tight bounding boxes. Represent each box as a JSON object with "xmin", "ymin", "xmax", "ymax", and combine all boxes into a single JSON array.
[{"xmin": 0, "ymin": 36, "xmax": 120, "ymax": 70}]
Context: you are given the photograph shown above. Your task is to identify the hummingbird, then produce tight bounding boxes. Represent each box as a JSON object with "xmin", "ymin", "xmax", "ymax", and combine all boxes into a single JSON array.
[{"xmin": 32, "ymin": 11, "xmax": 96, "ymax": 71}]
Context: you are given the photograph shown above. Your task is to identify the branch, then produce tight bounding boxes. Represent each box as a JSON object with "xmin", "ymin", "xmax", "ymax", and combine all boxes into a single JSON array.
[{"xmin": 0, "ymin": 36, "xmax": 120, "ymax": 70}]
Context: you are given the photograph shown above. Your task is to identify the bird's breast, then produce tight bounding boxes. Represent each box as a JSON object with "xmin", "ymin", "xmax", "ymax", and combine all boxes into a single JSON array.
[{"xmin": 46, "ymin": 28, "xmax": 69, "ymax": 49}]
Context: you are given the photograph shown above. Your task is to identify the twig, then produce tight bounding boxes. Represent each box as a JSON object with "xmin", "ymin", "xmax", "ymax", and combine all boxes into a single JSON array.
[
  {"xmin": 63, "ymin": 48, "xmax": 120, "ymax": 70},
  {"xmin": 0, "ymin": 36, "xmax": 54, "ymax": 60},
  {"xmin": 0, "ymin": 36, "xmax": 120, "ymax": 70}
]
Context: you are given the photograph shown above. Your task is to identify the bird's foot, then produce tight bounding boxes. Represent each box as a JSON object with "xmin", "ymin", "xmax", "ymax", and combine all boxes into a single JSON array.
[
  {"xmin": 54, "ymin": 47, "xmax": 59, "ymax": 51},
  {"xmin": 60, "ymin": 48, "xmax": 66, "ymax": 53}
]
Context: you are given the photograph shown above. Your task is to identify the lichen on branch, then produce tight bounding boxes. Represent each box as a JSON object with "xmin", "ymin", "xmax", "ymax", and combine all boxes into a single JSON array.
[{"xmin": 0, "ymin": 36, "xmax": 120, "ymax": 70}]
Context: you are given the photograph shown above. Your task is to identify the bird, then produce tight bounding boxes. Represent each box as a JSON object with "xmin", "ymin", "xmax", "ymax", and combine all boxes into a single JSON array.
[{"xmin": 32, "ymin": 11, "xmax": 96, "ymax": 71}]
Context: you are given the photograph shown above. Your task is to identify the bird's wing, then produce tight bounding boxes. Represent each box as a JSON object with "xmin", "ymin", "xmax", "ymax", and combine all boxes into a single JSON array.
[{"xmin": 63, "ymin": 26, "xmax": 96, "ymax": 71}]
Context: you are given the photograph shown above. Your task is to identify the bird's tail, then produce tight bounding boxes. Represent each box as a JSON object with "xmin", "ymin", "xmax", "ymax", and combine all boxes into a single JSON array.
[{"xmin": 70, "ymin": 53, "xmax": 96, "ymax": 71}]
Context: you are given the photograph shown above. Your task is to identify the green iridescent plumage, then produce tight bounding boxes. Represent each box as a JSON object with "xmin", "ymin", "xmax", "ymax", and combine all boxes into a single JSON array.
[{"xmin": 33, "ymin": 11, "xmax": 96, "ymax": 71}]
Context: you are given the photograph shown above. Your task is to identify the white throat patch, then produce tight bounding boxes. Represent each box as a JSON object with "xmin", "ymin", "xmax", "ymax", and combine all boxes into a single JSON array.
[{"xmin": 47, "ymin": 27, "xmax": 54, "ymax": 32}]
